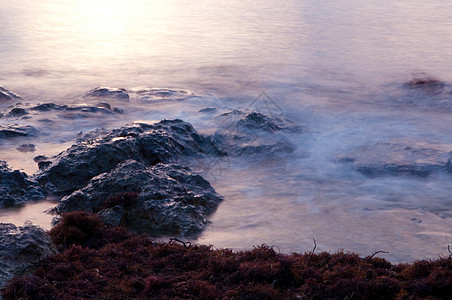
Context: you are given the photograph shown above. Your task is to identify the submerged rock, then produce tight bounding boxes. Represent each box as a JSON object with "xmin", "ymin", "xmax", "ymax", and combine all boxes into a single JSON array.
[
  {"xmin": 16, "ymin": 143, "xmax": 36, "ymax": 153},
  {"xmin": 136, "ymin": 88, "xmax": 192, "ymax": 102},
  {"xmin": 34, "ymin": 119, "xmax": 222, "ymax": 195},
  {"xmin": 57, "ymin": 160, "xmax": 222, "ymax": 236},
  {"xmin": 5, "ymin": 107, "xmax": 28, "ymax": 118},
  {"xmin": 209, "ymin": 109, "xmax": 300, "ymax": 157},
  {"xmin": 0, "ymin": 124, "xmax": 37, "ymax": 139},
  {"xmin": 0, "ymin": 223, "xmax": 54, "ymax": 291},
  {"xmin": 220, "ymin": 109, "xmax": 301, "ymax": 133},
  {"xmin": 0, "ymin": 161, "xmax": 46, "ymax": 208},
  {"xmin": 199, "ymin": 107, "xmax": 217, "ymax": 113},
  {"xmin": 0, "ymin": 86, "xmax": 22, "ymax": 103},
  {"xmin": 84, "ymin": 87, "xmax": 130, "ymax": 101},
  {"xmin": 338, "ymin": 139, "xmax": 452, "ymax": 177},
  {"xmin": 405, "ymin": 74, "xmax": 445, "ymax": 95}
]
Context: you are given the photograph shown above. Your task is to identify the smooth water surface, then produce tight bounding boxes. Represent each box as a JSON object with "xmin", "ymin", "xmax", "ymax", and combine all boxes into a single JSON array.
[{"xmin": 1, "ymin": 0, "xmax": 452, "ymax": 262}]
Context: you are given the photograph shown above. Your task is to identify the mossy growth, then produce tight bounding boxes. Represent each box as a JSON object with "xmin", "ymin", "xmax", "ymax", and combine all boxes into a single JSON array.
[{"xmin": 3, "ymin": 212, "xmax": 452, "ymax": 299}]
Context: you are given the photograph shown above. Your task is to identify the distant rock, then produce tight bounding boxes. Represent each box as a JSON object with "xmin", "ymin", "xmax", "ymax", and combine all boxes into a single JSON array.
[
  {"xmin": 84, "ymin": 87, "xmax": 130, "ymax": 101},
  {"xmin": 34, "ymin": 119, "xmax": 222, "ymax": 195},
  {"xmin": 199, "ymin": 107, "xmax": 217, "ymax": 113},
  {"xmin": 405, "ymin": 74, "xmax": 445, "ymax": 95},
  {"xmin": 0, "ymin": 86, "xmax": 22, "ymax": 103},
  {"xmin": 0, "ymin": 161, "xmax": 46, "ymax": 208},
  {"xmin": 338, "ymin": 139, "xmax": 452, "ymax": 177},
  {"xmin": 136, "ymin": 88, "xmax": 192, "ymax": 102},
  {"xmin": 57, "ymin": 160, "xmax": 222, "ymax": 236},
  {"xmin": 0, "ymin": 223, "xmax": 55, "ymax": 291},
  {"xmin": 16, "ymin": 144, "xmax": 36, "ymax": 153},
  {"xmin": 0, "ymin": 124, "xmax": 37, "ymax": 139}
]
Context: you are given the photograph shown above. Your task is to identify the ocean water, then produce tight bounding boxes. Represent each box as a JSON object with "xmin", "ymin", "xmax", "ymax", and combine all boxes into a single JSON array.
[{"xmin": 1, "ymin": 0, "xmax": 452, "ymax": 262}]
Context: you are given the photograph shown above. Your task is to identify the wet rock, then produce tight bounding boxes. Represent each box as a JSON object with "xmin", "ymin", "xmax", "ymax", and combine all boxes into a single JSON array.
[
  {"xmin": 96, "ymin": 102, "xmax": 111, "ymax": 110},
  {"xmin": 405, "ymin": 74, "xmax": 445, "ymax": 94},
  {"xmin": 0, "ymin": 161, "xmax": 46, "ymax": 208},
  {"xmin": 338, "ymin": 139, "xmax": 452, "ymax": 177},
  {"xmin": 199, "ymin": 107, "xmax": 217, "ymax": 113},
  {"xmin": 5, "ymin": 107, "xmax": 28, "ymax": 118},
  {"xmin": 85, "ymin": 87, "xmax": 130, "ymax": 101},
  {"xmin": 0, "ymin": 222, "xmax": 54, "ymax": 291},
  {"xmin": 113, "ymin": 107, "xmax": 124, "ymax": 114},
  {"xmin": 14, "ymin": 102, "xmax": 122, "ymax": 119},
  {"xmin": 33, "ymin": 155, "xmax": 48, "ymax": 163},
  {"xmin": 0, "ymin": 86, "xmax": 22, "ymax": 103},
  {"xmin": 29, "ymin": 103, "xmax": 65, "ymax": 112},
  {"xmin": 57, "ymin": 160, "xmax": 222, "ymax": 236},
  {"xmin": 220, "ymin": 109, "xmax": 301, "ymax": 133},
  {"xmin": 209, "ymin": 109, "xmax": 300, "ymax": 157},
  {"xmin": 136, "ymin": 88, "xmax": 192, "ymax": 102},
  {"xmin": 16, "ymin": 144, "xmax": 36, "ymax": 153},
  {"xmin": 0, "ymin": 124, "xmax": 37, "ymax": 139},
  {"xmin": 34, "ymin": 119, "xmax": 222, "ymax": 195}
]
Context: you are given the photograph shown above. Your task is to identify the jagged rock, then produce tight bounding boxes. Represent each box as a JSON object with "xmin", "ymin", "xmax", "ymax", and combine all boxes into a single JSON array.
[
  {"xmin": 84, "ymin": 87, "xmax": 129, "ymax": 101},
  {"xmin": 57, "ymin": 160, "xmax": 222, "ymax": 236},
  {"xmin": 0, "ymin": 161, "xmax": 46, "ymax": 208},
  {"xmin": 0, "ymin": 86, "xmax": 22, "ymax": 103},
  {"xmin": 220, "ymin": 109, "xmax": 302, "ymax": 133},
  {"xmin": 338, "ymin": 139, "xmax": 452, "ymax": 177},
  {"xmin": 0, "ymin": 223, "xmax": 55, "ymax": 291},
  {"xmin": 136, "ymin": 88, "xmax": 192, "ymax": 102},
  {"xmin": 209, "ymin": 109, "xmax": 300, "ymax": 157},
  {"xmin": 0, "ymin": 124, "xmax": 37, "ymax": 139},
  {"xmin": 34, "ymin": 119, "xmax": 222, "ymax": 195}
]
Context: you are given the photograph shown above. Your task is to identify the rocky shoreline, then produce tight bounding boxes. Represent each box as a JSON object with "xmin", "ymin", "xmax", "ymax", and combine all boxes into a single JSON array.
[{"xmin": 1, "ymin": 84, "xmax": 452, "ymax": 298}]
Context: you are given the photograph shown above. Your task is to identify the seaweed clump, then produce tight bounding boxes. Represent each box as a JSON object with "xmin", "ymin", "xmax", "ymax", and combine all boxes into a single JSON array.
[
  {"xmin": 3, "ymin": 213, "xmax": 451, "ymax": 299},
  {"xmin": 48, "ymin": 211, "xmax": 134, "ymax": 250}
]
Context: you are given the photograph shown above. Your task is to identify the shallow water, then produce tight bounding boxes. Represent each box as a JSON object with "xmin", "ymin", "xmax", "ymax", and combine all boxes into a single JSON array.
[{"xmin": 1, "ymin": 0, "xmax": 452, "ymax": 262}]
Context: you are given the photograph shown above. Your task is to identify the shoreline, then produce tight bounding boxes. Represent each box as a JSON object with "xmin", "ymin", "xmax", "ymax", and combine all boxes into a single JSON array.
[{"xmin": 2, "ymin": 212, "xmax": 451, "ymax": 299}]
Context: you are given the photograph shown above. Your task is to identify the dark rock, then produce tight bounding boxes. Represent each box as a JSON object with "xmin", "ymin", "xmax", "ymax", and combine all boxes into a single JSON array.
[
  {"xmin": 57, "ymin": 160, "xmax": 222, "ymax": 236},
  {"xmin": 0, "ymin": 161, "xmax": 46, "ymax": 208},
  {"xmin": 0, "ymin": 86, "xmax": 22, "ymax": 103},
  {"xmin": 136, "ymin": 88, "xmax": 192, "ymax": 102},
  {"xmin": 199, "ymin": 107, "xmax": 217, "ymax": 113},
  {"xmin": 113, "ymin": 107, "xmax": 124, "ymax": 114},
  {"xmin": 220, "ymin": 109, "xmax": 301, "ymax": 133},
  {"xmin": 0, "ymin": 222, "xmax": 54, "ymax": 290},
  {"xmin": 208, "ymin": 109, "xmax": 299, "ymax": 157},
  {"xmin": 34, "ymin": 119, "xmax": 222, "ymax": 195},
  {"xmin": 0, "ymin": 124, "xmax": 37, "ymax": 139},
  {"xmin": 27, "ymin": 102, "xmax": 121, "ymax": 118},
  {"xmin": 85, "ymin": 87, "xmax": 129, "ymax": 101},
  {"xmin": 17, "ymin": 144, "xmax": 36, "ymax": 153},
  {"xmin": 5, "ymin": 107, "xmax": 28, "ymax": 118},
  {"xmin": 338, "ymin": 139, "xmax": 452, "ymax": 177},
  {"xmin": 96, "ymin": 102, "xmax": 111, "ymax": 110},
  {"xmin": 29, "ymin": 103, "xmax": 66, "ymax": 111},
  {"xmin": 33, "ymin": 155, "xmax": 48, "ymax": 163},
  {"xmin": 405, "ymin": 74, "xmax": 445, "ymax": 94}
]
